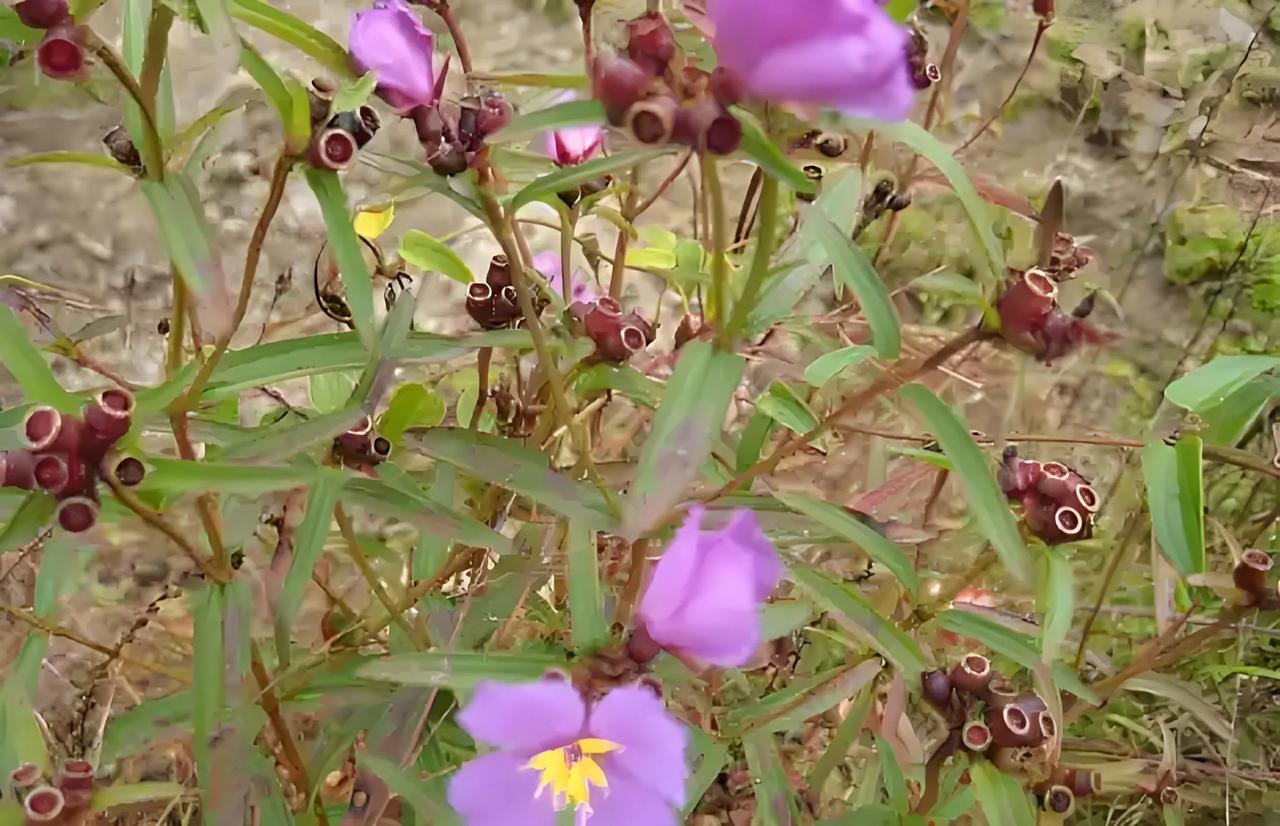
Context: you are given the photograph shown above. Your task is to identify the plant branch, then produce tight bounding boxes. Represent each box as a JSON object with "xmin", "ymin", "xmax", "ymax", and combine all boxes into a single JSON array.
[
  {"xmin": 334, "ymin": 502, "xmax": 428, "ymax": 648},
  {"xmin": 702, "ymin": 158, "xmax": 730, "ymax": 331},
  {"xmin": 724, "ymin": 173, "xmax": 779, "ymax": 342},
  {"xmin": 954, "ymin": 19, "xmax": 1048, "ymax": 155},
  {"xmin": 138, "ymin": 4, "xmax": 175, "ymax": 111},
  {"xmin": 433, "ymin": 1, "xmax": 473, "ymax": 75},
  {"xmin": 87, "ymin": 32, "xmax": 165, "ymax": 180},
  {"xmin": 101, "ymin": 464, "xmax": 223, "ymax": 583}
]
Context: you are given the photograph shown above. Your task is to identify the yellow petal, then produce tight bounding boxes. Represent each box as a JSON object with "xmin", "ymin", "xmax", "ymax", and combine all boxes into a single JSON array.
[
  {"xmin": 579, "ymin": 757, "xmax": 608, "ymax": 790},
  {"xmin": 577, "ymin": 738, "xmax": 621, "ymax": 755},
  {"xmin": 354, "ymin": 204, "xmax": 395, "ymax": 240}
]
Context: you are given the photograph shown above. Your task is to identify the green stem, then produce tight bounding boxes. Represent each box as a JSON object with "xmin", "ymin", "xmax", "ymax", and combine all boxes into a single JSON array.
[
  {"xmin": 702, "ymin": 158, "xmax": 730, "ymax": 333},
  {"xmin": 560, "ymin": 207, "xmax": 577, "ymax": 303},
  {"xmin": 724, "ymin": 172, "xmax": 779, "ymax": 343},
  {"xmin": 87, "ymin": 32, "xmax": 164, "ymax": 180},
  {"xmin": 138, "ymin": 4, "xmax": 174, "ymax": 110}
]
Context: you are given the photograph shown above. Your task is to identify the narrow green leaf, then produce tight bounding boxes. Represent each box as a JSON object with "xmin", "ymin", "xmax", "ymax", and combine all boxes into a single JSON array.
[
  {"xmin": 276, "ymin": 470, "xmax": 345, "ymax": 642},
  {"xmin": 220, "ymin": 406, "xmax": 362, "ymax": 462},
  {"xmin": 358, "ymin": 753, "xmax": 459, "ymax": 824},
  {"xmin": 511, "ymin": 149, "xmax": 669, "ymax": 211},
  {"xmin": 378, "ymin": 383, "xmax": 445, "ymax": 442},
  {"xmin": 808, "ymin": 685, "xmax": 872, "ymax": 790},
  {"xmin": 193, "ymin": 0, "xmax": 239, "ymax": 59},
  {"xmin": 309, "ymin": 370, "xmax": 357, "ymax": 413},
  {"xmin": 1199, "ymin": 379, "xmax": 1273, "ymax": 446},
  {"xmin": 192, "ymin": 586, "xmax": 225, "ymax": 802},
  {"xmin": 900, "ymin": 385, "xmax": 1030, "ymax": 584},
  {"xmin": 285, "ymin": 77, "xmax": 314, "ymax": 154},
  {"xmin": 735, "ymin": 408, "xmax": 775, "ymax": 473},
  {"xmin": 229, "ymin": 0, "xmax": 354, "ymax": 78},
  {"xmin": 138, "ymin": 459, "xmax": 315, "ymax": 495},
  {"xmin": 1038, "ymin": 550, "xmax": 1073, "ymax": 662},
  {"xmin": 6, "ymin": 152, "xmax": 130, "ymax": 173},
  {"xmin": 305, "ymin": 167, "xmax": 375, "ymax": 346},
  {"xmin": 398, "ymin": 229, "xmax": 474, "ymax": 285},
  {"xmin": 332, "ymin": 71, "xmax": 377, "ymax": 111},
  {"xmin": 936, "ymin": 610, "xmax": 1038, "ymax": 669},
  {"xmin": 238, "ymin": 43, "xmax": 293, "ymax": 130},
  {"xmin": 743, "ymin": 731, "xmax": 799, "ymax": 826},
  {"xmin": 625, "ymin": 341, "xmax": 744, "ymax": 537},
  {"xmin": 573, "ymin": 363, "xmax": 664, "ymax": 408},
  {"xmin": 812, "ymin": 215, "xmax": 901, "ymax": 358},
  {"xmin": 100, "ymin": 691, "xmax": 192, "ymax": 764},
  {"xmin": 775, "ymin": 491, "xmax": 919, "ymax": 595},
  {"xmin": 1121, "ymin": 674, "xmax": 1232, "ymax": 742},
  {"xmin": 734, "ymin": 110, "xmax": 816, "ymax": 194},
  {"xmin": 804, "ymin": 345, "xmax": 877, "ymax": 387},
  {"xmin": 1164, "ymin": 354, "xmax": 1280, "ymax": 411},
  {"xmin": 358, "ymin": 651, "xmax": 565, "ymax": 688},
  {"xmin": 969, "ymin": 761, "xmax": 1036, "ymax": 826},
  {"xmin": 566, "ymin": 522, "xmax": 607, "ymax": 652},
  {"xmin": 140, "ymin": 178, "xmax": 209, "ymax": 292},
  {"xmin": 0, "ymin": 494, "xmax": 55, "ymax": 554},
  {"xmin": 682, "ymin": 729, "xmax": 729, "ymax": 818},
  {"xmin": 0, "ymin": 5, "xmax": 38, "ymax": 43},
  {"xmin": 90, "ymin": 782, "xmax": 184, "ymax": 813},
  {"xmin": 345, "ymin": 470, "xmax": 511, "ymax": 552},
  {"xmin": 0, "ymin": 306, "xmax": 79, "ymax": 411},
  {"xmin": 1142, "ymin": 437, "xmax": 1205, "ymax": 575},
  {"xmin": 868, "ymin": 119, "xmax": 1004, "ymax": 284},
  {"xmin": 757, "ymin": 382, "xmax": 819, "ymax": 435},
  {"xmin": 875, "ymin": 735, "xmax": 908, "ymax": 813},
  {"xmin": 493, "ymin": 98, "xmax": 606, "ymax": 143},
  {"xmin": 790, "ymin": 566, "xmax": 926, "ymax": 681},
  {"xmin": 405, "ymin": 428, "xmax": 617, "ymax": 531},
  {"xmin": 730, "ymin": 659, "xmax": 881, "ymax": 735}
]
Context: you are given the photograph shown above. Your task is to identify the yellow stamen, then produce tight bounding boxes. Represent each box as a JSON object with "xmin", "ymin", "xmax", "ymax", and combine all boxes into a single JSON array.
[{"xmin": 525, "ymin": 738, "xmax": 621, "ymax": 814}]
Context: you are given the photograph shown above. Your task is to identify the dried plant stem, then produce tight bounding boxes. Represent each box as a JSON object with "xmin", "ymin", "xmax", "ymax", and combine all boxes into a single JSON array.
[
  {"xmin": 469, "ymin": 347, "xmax": 492, "ymax": 429},
  {"xmin": 433, "ymin": 2, "xmax": 473, "ymax": 75},
  {"xmin": 87, "ymin": 33, "xmax": 164, "ymax": 180},
  {"xmin": 0, "ymin": 600, "xmax": 190, "ymax": 683},
  {"xmin": 955, "ymin": 20, "xmax": 1048, "ymax": 155},
  {"xmin": 334, "ymin": 503, "xmax": 427, "ymax": 648},
  {"xmin": 560, "ymin": 207, "xmax": 577, "ymax": 302},
  {"xmin": 632, "ymin": 150, "xmax": 694, "ymax": 219}
]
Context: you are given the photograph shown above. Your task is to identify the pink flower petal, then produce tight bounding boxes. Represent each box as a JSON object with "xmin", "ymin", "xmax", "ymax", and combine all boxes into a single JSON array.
[
  {"xmin": 589, "ymin": 686, "xmax": 689, "ymax": 808},
  {"xmin": 447, "ymin": 751, "xmax": 555, "ymax": 826},
  {"xmin": 635, "ymin": 506, "xmax": 708, "ymax": 628},
  {"xmin": 456, "ymin": 679, "xmax": 586, "ymax": 753},
  {"xmin": 349, "ymin": 0, "xmax": 436, "ymax": 112}
]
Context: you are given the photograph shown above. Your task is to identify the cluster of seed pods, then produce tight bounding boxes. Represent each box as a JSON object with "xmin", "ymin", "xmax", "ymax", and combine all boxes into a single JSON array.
[
  {"xmin": 10, "ymin": 759, "xmax": 94, "ymax": 825},
  {"xmin": 465, "ymin": 255, "xmax": 523, "ymax": 330},
  {"xmin": 331, "ymin": 416, "xmax": 391, "ymax": 471},
  {"xmin": 0, "ymin": 389, "xmax": 140, "ymax": 533},
  {"xmin": 997, "ymin": 446, "xmax": 1098, "ymax": 545},
  {"xmin": 571, "ymin": 297, "xmax": 656, "ymax": 363},
  {"xmin": 995, "ymin": 267, "xmax": 1105, "ymax": 363},
  {"xmin": 592, "ymin": 11, "xmax": 743, "ymax": 156},
  {"xmin": 923, "ymin": 654, "xmax": 1102, "ymax": 817},
  {"xmin": 306, "ymin": 79, "xmax": 382, "ymax": 172},
  {"xmin": 412, "ymin": 88, "xmax": 513, "ymax": 177}
]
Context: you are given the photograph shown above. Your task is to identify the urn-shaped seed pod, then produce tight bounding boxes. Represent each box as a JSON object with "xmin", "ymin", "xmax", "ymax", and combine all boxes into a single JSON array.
[
  {"xmin": 1058, "ymin": 767, "xmax": 1101, "ymax": 799},
  {"xmin": 1043, "ymin": 785, "xmax": 1075, "ymax": 816},
  {"xmin": 985, "ymin": 704, "xmax": 1035, "ymax": 748},
  {"xmin": 113, "ymin": 456, "xmax": 146, "ymax": 487},
  {"xmin": 56, "ymin": 497, "xmax": 98, "ymax": 533},
  {"xmin": 950, "ymin": 653, "xmax": 992, "ymax": 695},
  {"xmin": 9, "ymin": 762, "xmax": 41, "ymax": 792},
  {"xmin": 961, "ymin": 720, "xmax": 991, "ymax": 752},
  {"xmin": 593, "ymin": 56, "xmax": 654, "ymax": 125},
  {"xmin": 36, "ymin": 23, "xmax": 85, "ymax": 80},
  {"xmin": 1, "ymin": 450, "xmax": 38, "ymax": 490},
  {"xmin": 33, "ymin": 454, "xmax": 70, "ymax": 494},
  {"xmin": 56, "ymin": 759, "xmax": 94, "ymax": 809},
  {"xmin": 23, "ymin": 786, "xmax": 64, "ymax": 823},
  {"xmin": 1233, "ymin": 550, "xmax": 1273, "ymax": 597},
  {"xmin": 1158, "ymin": 786, "xmax": 1179, "ymax": 807},
  {"xmin": 485, "ymin": 254, "xmax": 512, "ymax": 289},
  {"xmin": 626, "ymin": 11, "xmax": 676, "ymax": 74},
  {"xmin": 1036, "ymin": 461, "xmax": 1073, "ymax": 499},
  {"xmin": 310, "ymin": 128, "xmax": 358, "ymax": 171},
  {"xmin": 84, "ymin": 388, "xmax": 134, "ymax": 449},
  {"xmin": 24, "ymin": 406, "xmax": 80, "ymax": 454},
  {"xmin": 1073, "ymin": 482, "xmax": 1100, "ymax": 513},
  {"xmin": 982, "ymin": 678, "xmax": 1018, "ymax": 709},
  {"xmin": 627, "ymin": 96, "xmax": 678, "ymax": 145},
  {"xmin": 1036, "ymin": 710, "xmax": 1056, "ymax": 742},
  {"xmin": 921, "ymin": 669, "xmax": 953, "ymax": 711},
  {"xmin": 15, "ymin": 0, "xmax": 68, "ymax": 29}
]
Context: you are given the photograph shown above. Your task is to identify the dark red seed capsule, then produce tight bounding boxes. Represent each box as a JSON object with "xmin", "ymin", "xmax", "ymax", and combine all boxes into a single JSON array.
[
  {"xmin": 949, "ymin": 652, "xmax": 992, "ymax": 695},
  {"xmin": 23, "ymin": 786, "xmax": 65, "ymax": 823}
]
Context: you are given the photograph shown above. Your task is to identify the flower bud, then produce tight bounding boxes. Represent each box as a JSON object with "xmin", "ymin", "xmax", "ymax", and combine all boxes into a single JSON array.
[
  {"xmin": 626, "ymin": 11, "xmax": 676, "ymax": 74},
  {"xmin": 627, "ymin": 96, "xmax": 678, "ymax": 146},
  {"xmin": 1033, "ymin": 0, "xmax": 1054, "ymax": 20},
  {"xmin": 113, "ymin": 456, "xmax": 146, "ymax": 487},
  {"xmin": 55, "ymin": 759, "xmax": 94, "ymax": 810},
  {"xmin": 1233, "ymin": 550, "xmax": 1273, "ymax": 597},
  {"xmin": 985, "ymin": 704, "xmax": 1035, "ymax": 747},
  {"xmin": 56, "ymin": 497, "xmax": 98, "ymax": 533},
  {"xmin": 961, "ymin": 720, "xmax": 992, "ymax": 752},
  {"xmin": 36, "ymin": 23, "xmax": 85, "ymax": 81},
  {"xmin": 23, "ymin": 786, "xmax": 64, "ymax": 824},
  {"xmin": 709, "ymin": 66, "xmax": 745, "ymax": 108},
  {"xmin": 921, "ymin": 669, "xmax": 953, "ymax": 711},
  {"xmin": 593, "ymin": 56, "xmax": 654, "ymax": 125},
  {"xmin": 1, "ymin": 450, "xmax": 37, "ymax": 490},
  {"xmin": 949, "ymin": 653, "xmax": 992, "ymax": 695},
  {"xmin": 1042, "ymin": 785, "xmax": 1074, "ymax": 816},
  {"xmin": 15, "ymin": 0, "xmax": 69, "ymax": 28},
  {"xmin": 310, "ymin": 128, "xmax": 358, "ymax": 171}
]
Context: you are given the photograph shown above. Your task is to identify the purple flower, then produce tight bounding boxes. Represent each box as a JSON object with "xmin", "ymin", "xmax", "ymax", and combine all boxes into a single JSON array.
[
  {"xmin": 349, "ymin": 0, "xmax": 436, "ymax": 113},
  {"xmin": 534, "ymin": 251, "xmax": 599, "ymax": 304},
  {"xmin": 449, "ymin": 679, "xmax": 688, "ymax": 826},
  {"xmin": 705, "ymin": 0, "xmax": 915, "ymax": 121},
  {"xmin": 543, "ymin": 96, "xmax": 605, "ymax": 166},
  {"xmin": 636, "ymin": 507, "xmax": 783, "ymax": 668}
]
